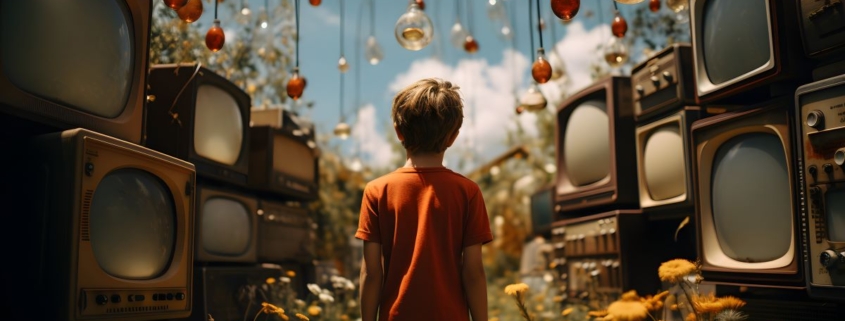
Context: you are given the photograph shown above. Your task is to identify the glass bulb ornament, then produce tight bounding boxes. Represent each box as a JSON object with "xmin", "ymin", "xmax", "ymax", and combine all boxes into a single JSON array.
[
  {"xmin": 258, "ymin": 7, "xmax": 269, "ymax": 29},
  {"xmin": 394, "ymin": 1, "xmax": 434, "ymax": 51},
  {"xmin": 548, "ymin": 49, "xmax": 567, "ymax": 81},
  {"xmin": 551, "ymin": 0, "xmax": 580, "ymax": 21},
  {"xmin": 614, "ymin": 0, "xmax": 645, "ymax": 3},
  {"xmin": 177, "ymin": 0, "xmax": 203, "ymax": 23},
  {"xmin": 487, "ymin": 0, "xmax": 506, "ymax": 21},
  {"xmin": 348, "ymin": 157, "xmax": 363, "ymax": 172},
  {"xmin": 286, "ymin": 69, "xmax": 306, "ymax": 100},
  {"xmin": 499, "ymin": 20, "xmax": 513, "ymax": 40},
  {"xmin": 519, "ymin": 83, "xmax": 547, "ymax": 112},
  {"xmin": 649, "ymin": 0, "xmax": 661, "ymax": 12},
  {"xmin": 240, "ymin": 4, "xmax": 251, "ymax": 16},
  {"xmin": 415, "ymin": 0, "xmax": 426, "ymax": 11},
  {"xmin": 532, "ymin": 48, "xmax": 553, "ymax": 84},
  {"xmin": 515, "ymin": 106, "xmax": 525, "ymax": 115},
  {"xmin": 337, "ymin": 56, "xmax": 350, "ymax": 73},
  {"xmin": 334, "ymin": 121, "xmax": 351, "ymax": 139},
  {"xmin": 205, "ymin": 20, "xmax": 225, "ymax": 52},
  {"xmin": 463, "ymin": 35, "xmax": 479, "ymax": 54},
  {"xmin": 310, "ymin": 0, "xmax": 322, "ymax": 6},
  {"xmin": 449, "ymin": 21, "xmax": 470, "ymax": 49},
  {"xmin": 612, "ymin": 11, "xmax": 628, "ymax": 38},
  {"xmin": 365, "ymin": 36, "xmax": 384, "ymax": 65},
  {"xmin": 603, "ymin": 37, "xmax": 629, "ymax": 68},
  {"xmin": 667, "ymin": 0, "xmax": 689, "ymax": 22},
  {"xmin": 164, "ymin": 0, "xmax": 187, "ymax": 10}
]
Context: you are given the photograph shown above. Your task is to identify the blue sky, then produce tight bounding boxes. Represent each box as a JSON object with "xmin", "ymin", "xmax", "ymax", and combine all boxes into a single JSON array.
[{"xmin": 198, "ymin": 0, "xmax": 685, "ymax": 173}]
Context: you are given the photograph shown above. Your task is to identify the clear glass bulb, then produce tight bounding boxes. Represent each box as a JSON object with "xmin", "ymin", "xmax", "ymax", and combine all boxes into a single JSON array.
[
  {"xmin": 334, "ymin": 121, "xmax": 351, "ymax": 139},
  {"xmin": 394, "ymin": 1, "xmax": 433, "ymax": 51},
  {"xmin": 519, "ymin": 83, "xmax": 547, "ymax": 112},
  {"xmin": 365, "ymin": 35, "xmax": 384, "ymax": 65},
  {"xmin": 337, "ymin": 55, "xmax": 349, "ymax": 73},
  {"xmin": 603, "ymin": 37, "xmax": 629, "ymax": 68},
  {"xmin": 667, "ymin": 0, "xmax": 689, "ymax": 23},
  {"xmin": 449, "ymin": 20, "xmax": 470, "ymax": 49},
  {"xmin": 258, "ymin": 7, "xmax": 269, "ymax": 29},
  {"xmin": 487, "ymin": 0, "xmax": 506, "ymax": 21},
  {"xmin": 348, "ymin": 157, "xmax": 363, "ymax": 172},
  {"xmin": 240, "ymin": 4, "xmax": 251, "ymax": 16}
]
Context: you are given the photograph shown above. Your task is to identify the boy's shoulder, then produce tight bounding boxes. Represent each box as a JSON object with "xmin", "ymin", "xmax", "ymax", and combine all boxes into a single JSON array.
[{"xmin": 365, "ymin": 167, "xmax": 480, "ymax": 191}]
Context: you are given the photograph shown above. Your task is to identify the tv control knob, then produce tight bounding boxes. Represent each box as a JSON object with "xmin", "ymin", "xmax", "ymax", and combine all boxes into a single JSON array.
[
  {"xmin": 835, "ymin": 148, "xmax": 845, "ymax": 166},
  {"xmin": 95, "ymin": 295, "xmax": 109, "ymax": 305},
  {"xmin": 650, "ymin": 75, "xmax": 660, "ymax": 86},
  {"xmin": 821, "ymin": 250, "xmax": 839, "ymax": 268},
  {"xmin": 824, "ymin": 163, "xmax": 834, "ymax": 174},
  {"xmin": 662, "ymin": 71, "xmax": 673, "ymax": 82},
  {"xmin": 635, "ymin": 85, "xmax": 644, "ymax": 95},
  {"xmin": 809, "ymin": 165, "xmax": 818, "ymax": 178},
  {"xmin": 807, "ymin": 110, "xmax": 825, "ymax": 129}
]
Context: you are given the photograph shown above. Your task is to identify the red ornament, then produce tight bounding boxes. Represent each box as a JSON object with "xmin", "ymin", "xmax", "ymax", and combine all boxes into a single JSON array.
[
  {"xmin": 164, "ymin": 0, "xmax": 187, "ymax": 10},
  {"xmin": 532, "ymin": 55, "xmax": 552, "ymax": 84},
  {"xmin": 464, "ymin": 36, "xmax": 479, "ymax": 54},
  {"xmin": 177, "ymin": 0, "xmax": 203, "ymax": 23},
  {"xmin": 515, "ymin": 106, "xmax": 525, "ymax": 115},
  {"xmin": 649, "ymin": 0, "xmax": 661, "ymax": 12},
  {"xmin": 551, "ymin": 0, "xmax": 580, "ymax": 21},
  {"xmin": 612, "ymin": 12, "xmax": 628, "ymax": 38},
  {"xmin": 205, "ymin": 20, "xmax": 225, "ymax": 52},
  {"xmin": 415, "ymin": 0, "xmax": 426, "ymax": 10},
  {"xmin": 309, "ymin": 0, "xmax": 321, "ymax": 6},
  {"xmin": 287, "ymin": 71, "xmax": 306, "ymax": 100}
]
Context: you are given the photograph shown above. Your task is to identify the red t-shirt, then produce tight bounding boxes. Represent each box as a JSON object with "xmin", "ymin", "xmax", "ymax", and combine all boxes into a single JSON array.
[{"xmin": 355, "ymin": 166, "xmax": 493, "ymax": 321}]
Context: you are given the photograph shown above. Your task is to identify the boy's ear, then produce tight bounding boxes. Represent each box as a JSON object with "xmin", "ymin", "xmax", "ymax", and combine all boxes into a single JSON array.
[
  {"xmin": 393, "ymin": 123, "xmax": 404, "ymax": 142},
  {"xmin": 446, "ymin": 129, "xmax": 460, "ymax": 147}
]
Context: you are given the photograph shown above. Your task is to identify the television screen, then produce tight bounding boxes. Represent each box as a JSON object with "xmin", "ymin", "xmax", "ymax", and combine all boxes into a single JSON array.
[
  {"xmin": 827, "ymin": 188, "xmax": 845, "ymax": 242},
  {"xmin": 692, "ymin": 102, "xmax": 803, "ymax": 287},
  {"xmin": 701, "ymin": 0, "xmax": 771, "ymax": 86},
  {"xmin": 145, "ymin": 64, "xmax": 252, "ymax": 185},
  {"xmin": 250, "ymin": 125, "xmax": 319, "ymax": 200},
  {"xmin": 274, "ymin": 133, "xmax": 317, "ymax": 183},
  {"xmin": 555, "ymin": 76, "xmax": 638, "ymax": 215},
  {"xmin": 1, "ymin": 128, "xmax": 195, "ymax": 320},
  {"xmin": 196, "ymin": 185, "xmax": 258, "ymax": 263},
  {"xmin": 530, "ymin": 187, "xmax": 555, "ymax": 236},
  {"xmin": 0, "ymin": 0, "xmax": 150, "ymax": 143},
  {"xmin": 643, "ymin": 123, "xmax": 685, "ymax": 201}
]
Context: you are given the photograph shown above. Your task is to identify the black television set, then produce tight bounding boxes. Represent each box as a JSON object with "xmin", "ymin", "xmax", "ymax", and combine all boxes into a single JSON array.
[
  {"xmin": 0, "ymin": 0, "xmax": 151, "ymax": 144},
  {"xmin": 689, "ymin": 0, "xmax": 808, "ymax": 104},
  {"xmin": 249, "ymin": 125, "xmax": 320, "ymax": 201},
  {"xmin": 797, "ymin": 0, "xmax": 845, "ymax": 62},
  {"xmin": 257, "ymin": 198, "xmax": 315, "ymax": 264},
  {"xmin": 145, "ymin": 63, "xmax": 252, "ymax": 186},
  {"xmin": 195, "ymin": 184, "xmax": 259, "ymax": 264},
  {"xmin": 2, "ymin": 128, "xmax": 196, "ymax": 321},
  {"xmin": 530, "ymin": 186, "xmax": 556, "ymax": 237}
]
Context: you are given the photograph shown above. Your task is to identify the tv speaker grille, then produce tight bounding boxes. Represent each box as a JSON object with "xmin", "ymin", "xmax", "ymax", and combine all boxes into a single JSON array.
[
  {"xmin": 105, "ymin": 305, "xmax": 169, "ymax": 313},
  {"xmin": 80, "ymin": 190, "xmax": 93, "ymax": 241}
]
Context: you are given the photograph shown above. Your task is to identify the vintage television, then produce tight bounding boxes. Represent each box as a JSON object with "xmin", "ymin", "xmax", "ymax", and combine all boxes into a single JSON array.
[
  {"xmin": 185, "ymin": 266, "xmax": 285, "ymax": 321},
  {"xmin": 691, "ymin": 100, "xmax": 805, "ymax": 288},
  {"xmin": 0, "ymin": 0, "xmax": 151, "ymax": 143},
  {"xmin": 250, "ymin": 125, "xmax": 319, "ymax": 201},
  {"xmin": 530, "ymin": 185, "xmax": 556, "ymax": 238},
  {"xmin": 195, "ymin": 184, "xmax": 259, "ymax": 263},
  {"xmin": 797, "ymin": 0, "xmax": 845, "ymax": 63},
  {"xmin": 555, "ymin": 76, "xmax": 638, "ymax": 215},
  {"xmin": 690, "ymin": 0, "xmax": 808, "ymax": 104},
  {"xmin": 2, "ymin": 128, "xmax": 195, "ymax": 320},
  {"xmin": 795, "ymin": 74, "xmax": 845, "ymax": 301},
  {"xmin": 631, "ymin": 43, "xmax": 697, "ymax": 122},
  {"xmin": 145, "ymin": 63, "xmax": 252, "ymax": 186},
  {"xmin": 257, "ymin": 198, "xmax": 315, "ymax": 264},
  {"xmin": 550, "ymin": 210, "xmax": 693, "ymax": 299}
]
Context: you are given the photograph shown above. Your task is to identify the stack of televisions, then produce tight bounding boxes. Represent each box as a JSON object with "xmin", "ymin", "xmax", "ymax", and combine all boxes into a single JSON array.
[
  {"xmin": 528, "ymin": 1, "xmax": 845, "ymax": 320},
  {"xmin": 0, "ymin": 1, "xmax": 319, "ymax": 321}
]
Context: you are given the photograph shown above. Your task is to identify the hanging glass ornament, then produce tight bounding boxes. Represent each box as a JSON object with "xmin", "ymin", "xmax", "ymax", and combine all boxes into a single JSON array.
[
  {"xmin": 415, "ymin": 0, "xmax": 426, "ymax": 11},
  {"xmin": 612, "ymin": 11, "xmax": 628, "ymax": 38},
  {"xmin": 338, "ymin": 56, "xmax": 349, "ymax": 73},
  {"xmin": 287, "ymin": 68, "xmax": 306, "ymax": 100},
  {"xmin": 614, "ymin": 0, "xmax": 645, "ymax": 4},
  {"xmin": 164, "ymin": 0, "xmax": 188, "ymax": 10},
  {"xmin": 177, "ymin": 0, "xmax": 203, "ymax": 22},
  {"xmin": 499, "ymin": 21, "xmax": 513, "ymax": 40},
  {"xmin": 649, "ymin": 0, "xmax": 661, "ymax": 12},
  {"xmin": 532, "ymin": 48, "xmax": 552, "ymax": 84},
  {"xmin": 394, "ymin": 1, "xmax": 434, "ymax": 51},
  {"xmin": 667, "ymin": 0, "xmax": 687, "ymax": 12},
  {"xmin": 334, "ymin": 122, "xmax": 351, "ymax": 139},
  {"xmin": 365, "ymin": 36, "xmax": 384, "ymax": 65},
  {"xmin": 450, "ymin": 21, "xmax": 470, "ymax": 49},
  {"xmin": 348, "ymin": 157, "xmax": 363, "ymax": 172},
  {"xmin": 464, "ymin": 35, "xmax": 479, "ymax": 54},
  {"xmin": 519, "ymin": 83, "xmax": 547, "ymax": 112},
  {"xmin": 551, "ymin": 0, "xmax": 580, "ymax": 21},
  {"xmin": 487, "ymin": 0, "xmax": 506, "ymax": 21},
  {"xmin": 539, "ymin": 18, "xmax": 547, "ymax": 31},
  {"xmin": 205, "ymin": 20, "xmax": 225, "ymax": 52},
  {"xmin": 309, "ymin": 0, "xmax": 322, "ymax": 6},
  {"xmin": 515, "ymin": 106, "xmax": 525, "ymax": 115},
  {"xmin": 603, "ymin": 37, "xmax": 629, "ymax": 68}
]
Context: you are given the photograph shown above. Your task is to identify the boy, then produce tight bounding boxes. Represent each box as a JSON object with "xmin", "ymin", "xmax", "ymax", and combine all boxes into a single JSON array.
[{"xmin": 356, "ymin": 78, "xmax": 493, "ymax": 321}]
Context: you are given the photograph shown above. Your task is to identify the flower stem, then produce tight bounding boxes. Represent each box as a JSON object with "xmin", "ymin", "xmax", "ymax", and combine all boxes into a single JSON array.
[{"xmin": 678, "ymin": 281, "xmax": 700, "ymax": 321}]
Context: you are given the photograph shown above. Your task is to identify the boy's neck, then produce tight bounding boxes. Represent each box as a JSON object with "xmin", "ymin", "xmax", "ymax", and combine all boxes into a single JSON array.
[{"xmin": 403, "ymin": 151, "xmax": 446, "ymax": 168}]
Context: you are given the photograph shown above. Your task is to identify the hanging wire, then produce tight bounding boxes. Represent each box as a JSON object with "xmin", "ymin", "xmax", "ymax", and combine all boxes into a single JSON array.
[
  {"xmin": 214, "ymin": 0, "xmax": 219, "ymax": 19},
  {"xmin": 340, "ymin": 0, "xmax": 345, "ymax": 57},
  {"xmin": 356, "ymin": 0, "xmax": 365, "ymax": 109},
  {"xmin": 369, "ymin": 0, "xmax": 375, "ymax": 36},
  {"xmin": 466, "ymin": 0, "xmax": 475, "ymax": 34},
  {"xmin": 528, "ymin": 0, "xmax": 536, "ymax": 59},
  {"xmin": 339, "ymin": 0, "xmax": 346, "ymax": 122},
  {"xmin": 295, "ymin": 0, "xmax": 300, "ymax": 68},
  {"xmin": 265, "ymin": 0, "xmax": 270, "ymax": 19},
  {"xmin": 535, "ymin": 0, "xmax": 543, "ymax": 49},
  {"xmin": 455, "ymin": 0, "xmax": 462, "ymax": 22}
]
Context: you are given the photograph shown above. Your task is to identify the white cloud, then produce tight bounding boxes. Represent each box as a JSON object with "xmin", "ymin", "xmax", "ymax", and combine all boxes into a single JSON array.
[
  {"xmin": 351, "ymin": 104, "xmax": 395, "ymax": 169},
  {"xmin": 311, "ymin": 6, "xmax": 340, "ymax": 26},
  {"xmin": 550, "ymin": 21, "xmax": 610, "ymax": 95}
]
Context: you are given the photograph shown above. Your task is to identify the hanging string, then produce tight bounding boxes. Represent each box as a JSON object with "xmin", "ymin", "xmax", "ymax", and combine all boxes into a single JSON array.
[
  {"xmin": 265, "ymin": 0, "xmax": 270, "ymax": 20},
  {"xmin": 339, "ymin": 0, "xmax": 345, "ymax": 122},
  {"xmin": 528, "ymin": 0, "xmax": 536, "ymax": 59},
  {"xmin": 340, "ymin": 0, "xmax": 345, "ymax": 57},
  {"xmin": 214, "ymin": 0, "xmax": 218, "ymax": 19},
  {"xmin": 613, "ymin": 0, "xmax": 619, "ymax": 11},
  {"xmin": 356, "ymin": 0, "xmax": 365, "ymax": 109},
  {"xmin": 369, "ymin": 0, "xmax": 375, "ymax": 36},
  {"xmin": 455, "ymin": 0, "xmax": 461, "ymax": 22},
  {"xmin": 534, "ymin": 0, "xmax": 543, "ymax": 49},
  {"xmin": 295, "ymin": 0, "xmax": 300, "ymax": 68},
  {"xmin": 466, "ymin": 0, "xmax": 474, "ymax": 34},
  {"xmin": 509, "ymin": 0, "xmax": 519, "ymax": 96}
]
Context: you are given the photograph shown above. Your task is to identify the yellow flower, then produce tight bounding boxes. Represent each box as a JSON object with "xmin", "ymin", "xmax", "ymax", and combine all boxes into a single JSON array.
[
  {"xmin": 286, "ymin": 270, "xmax": 297, "ymax": 277},
  {"xmin": 266, "ymin": 277, "xmax": 277, "ymax": 285},
  {"xmin": 658, "ymin": 259, "xmax": 697, "ymax": 283},
  {"xmin": 489, "ymin": 318, "xmax": 500, "ymax": 321},
  {"xmin": 562, "ymin": 307, "xmax": 573, "ymax": 316},
  {"xmin": 692, "ymin": 293, "xmax": 724, "ymax": 314},
  {"xmin": 717, "ymin": 295, "xmax": 746, "ymax": 310},
  {"xmin": 504, "ymin": 283, "xmax": 529, "ymax": 296},
  {"xmin": 340, "ymin": 315, "xmax": 349, "ymax": 321},
  {"xmin": 295, "ymin": 313, "xmax": 310, "ymax": 321},
  {"xmin": 670, "ymin": 304, "xmax": 679, "ymax": 311},
  {"xmin": 606, "ymin": 300, "xmax": 648, "ymax": 321},
  {"xmin": 621, "ymin": 290, "xmax": 640, "ymax": 301},
  {"xmin": 685, "ymin": 312, "xmax": 696, "ymax": 321},
  {"xmin": 587, "ymin": 310, "xmax": 609, "ymax": 318},
  {"xmin": 641, "ymin": 290, "xmax": 669, "ymax": 312},
  {"xmin": 553, "ymin": 295, "xmax": 564, "ymax": 303},
  {"xmin": 307, "ymin": 305, "xmax": 322, "ymax": 316}
]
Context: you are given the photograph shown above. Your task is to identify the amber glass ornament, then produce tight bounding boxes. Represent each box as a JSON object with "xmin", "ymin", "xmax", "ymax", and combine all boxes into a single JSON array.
[
  {"xmin": 287, "ymin": 69, "xmax": 306, "ymax": 100},
  {"xmin": 310, "ymin": 0, "xmax": 322, "ymax": 6},
  {"xmin": 205, "ymin": 20, "xmax": 225, "ymax": 52},
  {"xmin": 177, "ymin": 0, "xmax": 203, "ymax": 23},
  {"xmin": 515, "ymin": 106, "xmax": 525, "ymax": 115},
  {"xmin": 415, "ymin": 0, "xmax": 425, "ymax": 11},
  {"xmin": 532, "ymin": 49, "xmax": 552, "ymax": 84},
  {"xmin": 649, "ymin": 0, "xmax": 661, "ymax": 12},
  {"xmin": 464, "ymin": 36, "xmax": 479, "ymax": 53},
  {"xmin": 612, "ymin": 12, "xmax": 628, "ymax": 38},
  {"xmin": 337, "ymin": 56, "xmax": 349, "ymax": 73},
  {"xmin": 551, "ymin": 0, "xmax": 580, "ymax": 21},
  {"xmin": 334, "ymin": 122, "xmax": 351, "ymax": 139},
  {"xmin": 164, "ymin": 0, "xmax": 187, "ymax": 10}
]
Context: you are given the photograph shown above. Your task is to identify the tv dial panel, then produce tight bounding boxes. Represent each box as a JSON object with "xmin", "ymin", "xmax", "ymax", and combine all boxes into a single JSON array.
[
  {"xmin": 631, "ymin": 43, "xmax": 697, "ymax": 122},
  {"xmin": 796, "ymin": 74, "xmax": 845, "ymax": 300}
]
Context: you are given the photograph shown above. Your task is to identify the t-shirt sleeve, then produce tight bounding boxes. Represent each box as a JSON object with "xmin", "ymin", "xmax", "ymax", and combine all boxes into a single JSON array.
[
  {"xmin": 355, "ymin": 183, "xmax": 381, "ymax": 243},
  {"xmin": 463, "ymin": 189, "xmax": 493, "ymax": 247}
]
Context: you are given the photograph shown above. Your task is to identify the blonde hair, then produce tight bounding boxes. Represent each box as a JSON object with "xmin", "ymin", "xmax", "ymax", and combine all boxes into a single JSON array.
[{"xmin": 392, "ymin": 78, "xmax": 464, "ymax": 154}]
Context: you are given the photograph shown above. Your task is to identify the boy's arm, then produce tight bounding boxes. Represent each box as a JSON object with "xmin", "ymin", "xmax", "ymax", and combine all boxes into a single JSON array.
[
  {"xmin": 462, "ymin": 243, "xmax": 488, "ymax": 321},
  {"xmin": 360, "ymin": 241, "xmax": 383, "ymax": 321}
]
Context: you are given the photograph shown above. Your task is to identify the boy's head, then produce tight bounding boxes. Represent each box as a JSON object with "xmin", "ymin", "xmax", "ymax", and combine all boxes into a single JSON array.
[{"xmin": 392, "ymin": 78, "xmax": 464, "ymax": 155}]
